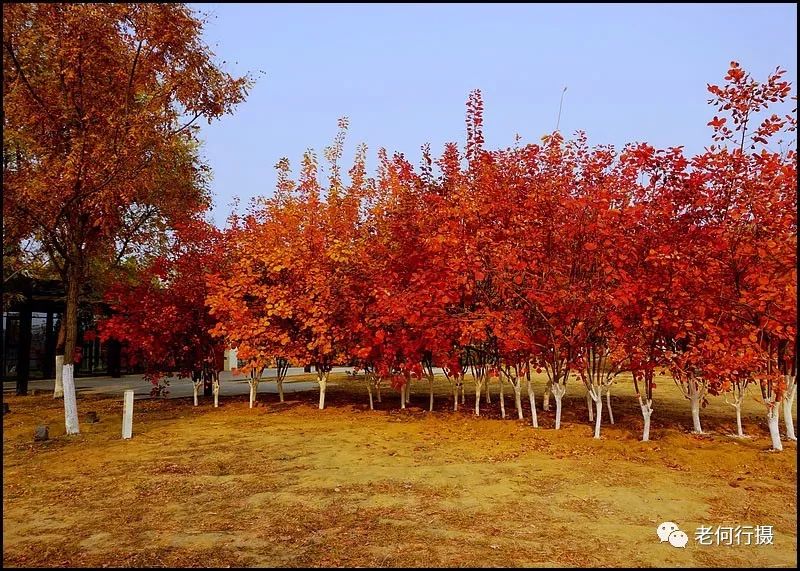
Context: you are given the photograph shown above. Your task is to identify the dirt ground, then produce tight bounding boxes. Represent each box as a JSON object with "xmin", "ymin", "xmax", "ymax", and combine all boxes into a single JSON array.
[{"xmin": 2, "ymin": 372, "xmax": 797, "ymax": 568}]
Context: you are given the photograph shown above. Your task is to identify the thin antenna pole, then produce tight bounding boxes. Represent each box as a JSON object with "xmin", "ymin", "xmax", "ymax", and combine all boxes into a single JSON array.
[{"xmin": 555, "ymin": 86, "xmax": 568, "ymax": 132}]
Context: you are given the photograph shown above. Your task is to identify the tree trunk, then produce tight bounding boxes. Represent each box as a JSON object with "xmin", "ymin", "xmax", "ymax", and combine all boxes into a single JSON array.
[
  {"xmin": 376, "ymin": 379, "xmax": 382, "ymax": 403},
  {"xmin": 53, "ymin": 318, "xmax": 66, "ymax": 398},
  {"xmin": 593, "ymin": 391, "xmax": 603, "ymax": 439},
  {"xmin": 687, "ymin": 378, "xmax": 703, "ymax": 433},
  {"xmin": 318, "ymin": 370, "xmax": 328, "ymax": 410},
  {"xmin": 474, "ymin": 377, "xmax": 482, "ymax": 416},
  {"xmin": 193, "ymin": 381, "xmax": 200, "ymax": 406},
  {"xmin": 461, "ymin": 381, "xmax": 465, "ymax": 404},
  {"xmin": 249, "ymin": 379, "xmax": 258, "ymax": 408},
  {"xmin": 453, "ymin": 381, "xmax": 459, "ymax": 412},
  {"xmin": 527, "ymin": 376, "xmax": 538, "ymax": 428},
  {"xmin": 783, "ymin": 377, "xmax": 796, "ymax": 441},
  {"xmin": 639, "ymin": 397, "xmax": 653, "ymax": 442},
  {"xmin": 543, "ymin": 380, "xmax": 551, "ymax": 411},
  {"xmin": 605, "ymin": 387, "xmax": 614, "ymax": 424},
  {"xmin": 586, "ymin": 390, "xmax": 594, "ymax": 422},
  {"xmin": 499, "ymin": 376, "xmax": 505, "ymax": 419},
  {"xmin": 62, "ymin": 364, "xmax": 80, "ymax": 435},
  {"xmin": 367, "ymin": 377, "xmax": 374, "ymax": 410},
  {"xmin": 54, "ymin": 355, "xmax": 65, "ymax": 399},
  {"xmin": 767, "ymin": 402, "xmax": 783, "ymax": 451},
  {"xmin": 212, "ymin": 372, "xmax": 220, "ymax": 408},
  {"xmin": 734, "ymin": 402, "xmax": 744, "ymax": 437},
  {"xmin": 428, "ymin": 376, "xmax": 434, "ymax": 412},
  {"xmin": 552, "ymin": 383, "xmax": 565, "ymax": 429},
  {"xmin": 62, "ymin": 264, "xmax": 81, "ymax": 431},
  {"xmin": 513, "ymin": 382, "xmax": 523, "ymax": 420},
  {"xmin": 485, "ymin": 375, "xmax": 491, "ymax": 404},
  {"xmin": 277, "ymin": 379, "xmax": 285, "ymax": 403}
]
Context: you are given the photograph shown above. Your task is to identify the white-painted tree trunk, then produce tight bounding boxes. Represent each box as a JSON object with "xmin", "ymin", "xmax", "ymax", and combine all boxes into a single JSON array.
[
  {"xmin": 400, "ymin": 383, "xmax": 406, "ymax": 409},
  {"xmin": 318, "ymin": 371, "xmax": 328, "ymax": 410},
  {"xmin": 586, "ymin": 390, "xmax": 594, "ymax": 422},
  {"xmin": 428, "ymin": 376, "xmax": 434, "ymax": 412},
  {"xmin": 527, "ymin": 377, "xmax": 538, "ymax": 428},
  {"xmin": 783, "ymin": 376, "xmax": 796, "ymax": 441},
  {"xmin": 639, "ymin": 396, "xmax": 653, "ymax": 442},
  {"xmin": 474, "ymin": 377, "xmax": 483, "ymax": 416},
  {"xmin": 552, "ymin": 383, "xmax": 565, "ymax": 429},
  {"xmin": 543, "ymin": 381, "xmax": 551, "ymax": 411},
  {"xmin": 212, "ymin": 377, "xmax": 220, "ymax": 408},
  {"xmin": 53, "ymin": 355, "xmax": 64, "ymax": 398},
  {"xmin": 453, "ymin": 381, "xmax": 459, "ymax": 412},
  {"xmin": 687, "ymin": 378, "xmax": 703, "ymax": 433},
  {"xmin": 367, "ymin": 378, "xmax": 374, "ymax": 410},
  {"xmin": 193, "ymin": 381, "xmax": 201, "ymax": 406},
  {"xmin": 767, "ymin": 402, "xmax": 783, "ymax": 451},
  {"xmin": 485, "ymin": 375, "xmax": 491, "ymax": 404},
  {"xmin": 248, "ymin": 379, "xmax": 259, "ymax": 409},
  {"xmin": 592, "ymin": 391, "xmax": 603, "ymax": 439},
  {"xmin": 605, "ymin": 388, "xmax": 614, "ymax": 424},
  {"xmin": 277, "ymin": 379, "xmax": 285, "ymax": 403},
  {"xmin": 499, "ymin": 377, "xmax": 505, "ymax": 419},
  {"xmin": 62, "ymin": 364, "xmax": 80, "ymax": 435},
  {"xmin": 461, "ymin": 381, "xmax": 465, "ymax": 404},
  {"xmin": 376, "ymin": 379, "xmax": 382, "ymax": 403},
  {"xmin": 734, "ymin": 402, "xmax": 743, "ymax": 437},
  {"xmin": 513, "ymin": 382, "xmax": 523, "ymax": 420}
]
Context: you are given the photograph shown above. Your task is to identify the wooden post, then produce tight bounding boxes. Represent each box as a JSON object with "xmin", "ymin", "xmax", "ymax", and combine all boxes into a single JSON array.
[{"xmin": 122, "ymin": 389, "xmax": 134, "ymax": 439}]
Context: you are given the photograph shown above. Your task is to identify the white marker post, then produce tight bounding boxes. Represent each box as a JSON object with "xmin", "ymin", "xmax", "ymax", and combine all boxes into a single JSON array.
[
  {"xmin": 62, "ymin": 364, "xmax": 80, "ymax": 435},
  {"xmin": 122, "ymin": 390, "xmax": 134, "ymax": 439}
]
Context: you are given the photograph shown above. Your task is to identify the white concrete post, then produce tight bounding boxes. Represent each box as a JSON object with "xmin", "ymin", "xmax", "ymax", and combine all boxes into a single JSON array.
[
  {"xmin": 122, "ymin": 389, "xmax": 134, "ymax": 439},
  {"xmin": 62, "ymin": 364, "xmax": 80, "ymax": 435}
]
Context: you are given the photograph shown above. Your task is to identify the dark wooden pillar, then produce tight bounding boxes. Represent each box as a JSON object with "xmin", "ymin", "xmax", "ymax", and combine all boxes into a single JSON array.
[
  {"xmin": 16, "ymin": 304, "xmax": 32, "ymax": 396},
  {"xmin": 43, "ymin": 312, "xmax": 55, "ymax": 379}
]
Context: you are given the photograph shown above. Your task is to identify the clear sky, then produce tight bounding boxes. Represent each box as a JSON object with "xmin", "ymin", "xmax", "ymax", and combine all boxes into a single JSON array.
[{"xmin": 191, "ymin": 3, "xmax": 798, "ymax": 226}]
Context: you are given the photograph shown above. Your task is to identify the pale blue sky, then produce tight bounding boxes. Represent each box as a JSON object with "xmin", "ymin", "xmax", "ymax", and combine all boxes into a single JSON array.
[{"xmin": 191, "ymin": 3, "xmax": 798, "ymax": 226}]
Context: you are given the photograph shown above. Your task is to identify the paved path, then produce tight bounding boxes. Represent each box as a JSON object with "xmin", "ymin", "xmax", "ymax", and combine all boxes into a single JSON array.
[{"xmin": 2, "ymin": 367, "xmax": 356, "ymax": 400}]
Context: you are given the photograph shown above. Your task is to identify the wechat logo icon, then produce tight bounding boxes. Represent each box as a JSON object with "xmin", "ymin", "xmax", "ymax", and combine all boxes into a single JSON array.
[{"xmin": 657, "ymin": 522, "xmax": 689, "ymax": 548}]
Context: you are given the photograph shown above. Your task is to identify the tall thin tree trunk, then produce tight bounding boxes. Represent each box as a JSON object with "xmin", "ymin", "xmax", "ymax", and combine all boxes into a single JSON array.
[
  {"xmin": 62, "ymin": 262, "xmax": 81, "ymax": 434},
  {"xmin": 499, "ymin": 376, "xmax": 506, "ymax": 419},
  {"xmin": 428, "ymin": 375, "xmax": 434, "ymax": 412},
  {"xmin": 53, "ymin": 319, "xmax": 66, "ymax": 398},
  {"xmin": 212, "ymin": 371, "xmax": 220, "ymax": 408},
  {"xmin": 593, "ymin": 391, "xmax": 603, "ymax": 439},
  {"xmin": 552, "ymin": 383, "xmax": 565, "ymax": 429},
  {"xmin": 586, "ymin": 390, "xmax": 594, "ymax": 422},
  {"xmin": 474, "ymin": 375, "xmax": 483, "ymax": 416},
  {"xmin": 543, "ymin": 380, "xmax": 552, "ymax": 411},
  {"xmin": 605, "ymin": 387, "xmax": 614, "ymax": 424},
  {"xmin": 688, "ymin": 379, "xmax": 703, "ymax": 434},
  {"xmin": 767, "ymin": 401, "xmax": 783, "ymax": 451},
  {"xmin": 734, "ymin": 402, "xmax": 743, "ymax": 437},
  {"xmin": 783, "ymin": 376, "xmax": 796, "ymax": 441},
  {"xmin": 513, "ymin": 381, "xmax": 523, "ymax": 420},
  {"xmin": 527, "ymin": 374, "xmax": 538, "ymax": 428},
  {"xmin": 367, "ymin": 377, "xmax": 374, "ymax": 410}
]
